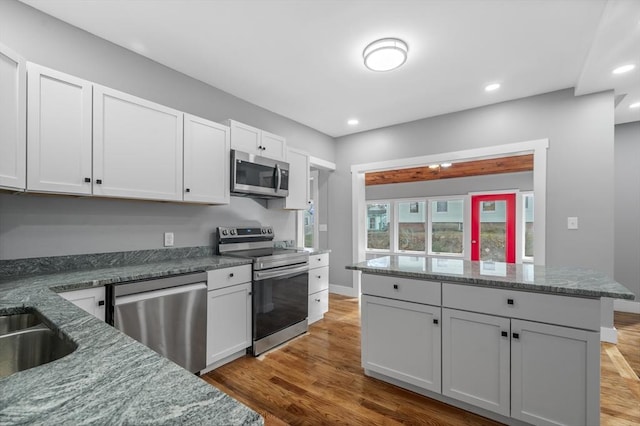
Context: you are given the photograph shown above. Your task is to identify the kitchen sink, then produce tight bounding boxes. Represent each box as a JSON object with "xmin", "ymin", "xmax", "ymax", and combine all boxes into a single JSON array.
[{"xmin": 0, "ymin": 311, "xmax": 77, "ymax": 378}]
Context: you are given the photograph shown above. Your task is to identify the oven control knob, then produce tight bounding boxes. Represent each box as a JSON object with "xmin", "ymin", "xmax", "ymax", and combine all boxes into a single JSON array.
[
  {"xmin": 261, "ymin": 228, "xmax": 267, "ymax": 234},
  {"xmin": 230, "ymin": 229, "xmax": 237, "ymax": 235},
  {"xmin": 221, "ymin": 229, "xmax": 228, "ymax": 236},
  {"xmin": 267, "ymin": 229, "xmax": 272, "ymax": 234}
]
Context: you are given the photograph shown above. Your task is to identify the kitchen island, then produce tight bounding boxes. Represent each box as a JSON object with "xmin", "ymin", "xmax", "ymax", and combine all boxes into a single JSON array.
[
  {"xmin": 0, "ymin": 247, "xmax": 261, "ymax": 425},
  {"xmin": 347, "ymin": 256, "xmax": 635, "ymax": 426}
]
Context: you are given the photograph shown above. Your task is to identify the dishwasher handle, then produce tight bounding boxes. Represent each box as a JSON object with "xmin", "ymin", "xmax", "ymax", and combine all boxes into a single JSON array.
[{"xmin": 114, "ymin": 282, "xmax": 207, "ymax": 306}]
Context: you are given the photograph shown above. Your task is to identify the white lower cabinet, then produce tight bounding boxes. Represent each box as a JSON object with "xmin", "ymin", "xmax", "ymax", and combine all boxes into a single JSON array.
[
  {"xmin": 308, "ymin": 253, "xmax": 329, "ymax": 324},
  {"xmin": 362, "ymin": 295, "xmax": 441, "ymax": 393},
  {"xmin": 59, "ymin": 287, "xmax": 106, "ymax": 322},
  {"xmin": 205, "ymin": 265, "xmax": 252, "ymax": 370}
]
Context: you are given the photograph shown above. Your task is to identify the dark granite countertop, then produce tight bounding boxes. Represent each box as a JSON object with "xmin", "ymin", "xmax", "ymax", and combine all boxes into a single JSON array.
[
  {"xmin": 347, "ymin": 256, "xmax": 635, "ymax": 300},
  {"xmin": 0, "ymin": 249, "xmax": 261, "ymax": 425}
]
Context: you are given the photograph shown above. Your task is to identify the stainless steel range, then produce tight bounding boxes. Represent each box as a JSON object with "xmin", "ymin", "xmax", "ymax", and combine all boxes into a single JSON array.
[{"xmin": 217, "ymin": 226, "xmax": 309, "ymax": 356}]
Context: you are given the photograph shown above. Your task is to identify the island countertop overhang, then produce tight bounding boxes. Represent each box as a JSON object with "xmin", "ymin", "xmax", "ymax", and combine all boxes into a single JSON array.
[{"xmin": 347, "ymin": 256, "xmax": 635, "ymax": 300}]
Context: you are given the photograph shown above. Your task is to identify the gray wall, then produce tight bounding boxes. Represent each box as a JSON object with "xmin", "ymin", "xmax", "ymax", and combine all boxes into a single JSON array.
[
  {"xmin": 366, "ymin": 171, "xmax": 533, "ymax": 200},
  {"xmin": 614, "ymin": 122, "xmax": 640, "ymax": 299},
  {"xmin": 0, "ymin": 0, "xmax": 335, "ymax": 260},
  {"xmin": 330, "ymin": 88, "xmax": 614, "ymax": 288}
]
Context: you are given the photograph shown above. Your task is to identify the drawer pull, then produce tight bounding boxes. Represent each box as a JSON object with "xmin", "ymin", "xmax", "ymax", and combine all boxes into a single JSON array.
[
  {"xmin": 512, "ymin": 333, "xmax": 520, "ymax": 340},
  {"xmin": 98, "ymin": 300, "xmax": 105, "ymax": 307},
  {"xmin": 229, "ymin": 273, "xmax": 234, "ymax": 278},
  {"xmin": 317, "ymin": 258, "xmax": 321, "ymax": 261},
  {"xmin": 433, "ymin": 319, "xmax": 439, "ymax": 325},
  {"xmin": 393, "ymin": 284, "xmax": 399, "ymax": 290},
  {"xmin": 317, "ymin": 275, "xmax": 322, "ymax": 279},
  {"xmin": 507, "ymin": 298, "xmax": 514, "ymax": 305},
  {"xmin": 315, "ymin": 298, "xmax": 321, "ymax": 302},
  {"xmin": 501, "ymin": 331, "xmax": 508, "ymax": 337}
]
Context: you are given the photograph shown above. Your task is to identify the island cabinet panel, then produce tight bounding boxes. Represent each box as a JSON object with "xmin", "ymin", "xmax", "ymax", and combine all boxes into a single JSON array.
[
  {"xmin": 362, "ymin": 295, "xmax": 441, "ymax": 393},
  {"xmin": 511, "ymin": 319, "xmax": 600, "ymax": 426},
  {"xmin": 27, "ymin": 63, "xmax": 92, "ymax": 195},
  {"xmin": 0, "ymin": 44, "xmax": 26, "ymax": 191},
  {"xmin": 442, "ymin": 308, "xmax": 510, "ymax": 417},
  {"xmin": 93, "ymin": 85, "xmax": 183, "ymax": 201},
  {"xmin": 361, "ymin": 274, "xmax": 441, "ymax": 306}
]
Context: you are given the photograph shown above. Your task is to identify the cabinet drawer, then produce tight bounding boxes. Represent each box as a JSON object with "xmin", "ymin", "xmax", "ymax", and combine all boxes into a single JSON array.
[
  {"xmin": 309, "ymin": 253, "xmax": 329, "ymax": 269},
  {"xmin": 207, "ymin": 265, "xmax": 251, "ymax": 291},
  {"xmin": 362, "ymin": 274, "xmax": 441, "ymax": 306},
  {"xmin": 442, "ymin": 283, "xmax": 600, "ymax": 331},
  {"xmin": 308, "ymin": 289, "xmax": 328, "ymax": 324},
  {"xmin": 309, "ymin": 266, "xmax": 329, "ymax": 294}
]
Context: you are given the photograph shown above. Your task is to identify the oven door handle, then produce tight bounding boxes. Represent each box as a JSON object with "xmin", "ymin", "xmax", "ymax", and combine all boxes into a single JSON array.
[{"xmin": 254, "ymin": 264, "xmax": 309, "ymax": 281}]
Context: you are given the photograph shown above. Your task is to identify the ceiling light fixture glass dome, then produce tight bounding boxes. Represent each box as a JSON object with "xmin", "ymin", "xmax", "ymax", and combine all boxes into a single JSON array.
[{"xmin": 363, "ymin": 38, "xmax": 408, "ymax": 72}]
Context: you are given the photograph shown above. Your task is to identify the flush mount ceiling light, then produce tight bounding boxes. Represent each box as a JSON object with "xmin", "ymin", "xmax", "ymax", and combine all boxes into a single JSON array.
[
  {"xmin": 363, "ymin": 38, "xmax": 408, "ymax": 72},
  {"xmin": 630, "ymin": 102, "xmax": 640, "ymax": 109},
  {"xmin": 347, "ymin": 118, "xmax": 359, "ymax": 125},
  {"xmin": 612, "ymin": 64, "xmax": 636, "ymax": 74},
  {"xmin": 485, "ymin": 83, "xmax": 501, "ymax": 92}
]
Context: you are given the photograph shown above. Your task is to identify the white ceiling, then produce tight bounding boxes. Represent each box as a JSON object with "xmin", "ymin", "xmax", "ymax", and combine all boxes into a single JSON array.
[{"xmin": 20, "ymin": 0, "xmax": 640, "ymax": 137}]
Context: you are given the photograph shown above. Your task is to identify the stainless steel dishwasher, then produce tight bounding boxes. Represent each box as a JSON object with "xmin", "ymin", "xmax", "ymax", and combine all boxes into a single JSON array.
[{"xmin": 106, "ymin": 272, "xmax": 207, "ymax": 374}]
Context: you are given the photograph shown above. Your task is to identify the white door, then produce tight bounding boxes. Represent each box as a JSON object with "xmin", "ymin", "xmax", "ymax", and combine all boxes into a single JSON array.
[
  {"xmin": 59, "ymin": 287, "xmax": 106, "ymax": 322},
  {"xmin": 93, "ymin": 85, "xmax": 183, "ymax": 201},
  {"xmin": 183, "ymin": 114, "xmax": 230, "ymax": 204},
  {"xmin": 260, "ymin": 130, "xmax": 286, "ymax": 161},
  {"xmin": 0, "ymin": 44, "xmax": 26, "ymax": 190},
  {"xmin": 362, "ymin": 295, "xmax": 442, "ymax": 393},
  {"xmin": 206, "ymin": 283, "xmax": 252, "ymax": 366},
  {"xmin": 442, "ymin": 308, "xmax": 510, "ymax": 416},
  {"xmin": 227, "ymin": 119, "xmax": 261, "ymax": 155},
  {"xmin": 27, "ymin": 63, "xmax": 92, "ymax": 195},
  {"xmin": 511, "ymin": 319, "xmax": 600, "ymax": 426}
]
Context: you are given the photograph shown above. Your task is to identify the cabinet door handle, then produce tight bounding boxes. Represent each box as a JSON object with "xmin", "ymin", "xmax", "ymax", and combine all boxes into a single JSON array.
[
  {"xmin": 229, "ymin": 273, "xmax": 234, "ymax": 278},
  {"xmin": 501, "ymin": 331, "xmax": 508, "ymax": 337},
  {"xmin": 317, "ymin": 275, "xmax": 322, "ymax": 279},
  {"xmin": 507, "ymin": 298, "xmax": 514, "ymax": 305},
  {"xmin": 433, "ymin": 319, "xmax": 439, "ymax": 325},
  {"xmin": 315, "ymin": 298, "xmax": 321, "ymax": 302},
  {"xmin": 84, "ymin": 177, "xmax": 91, "ymax": 183},
  {"xmin": 248, "ymin": 291, "xmax": 252, "ymax": 296},
  {"xmin": 393, "ymin": 284, "xmax": 399, "ymax": 290},
  {"xmin": 96, "ymin": 179, "xmax": 102, "ymax": 184},
  {"xmin": 98, "ymin": 300, "xmax": 105, "ymax": 306},
  {"xmin": 185, "ymin": 188, "xmax": 190, "ymax": 193},
  {"xmin": 512, "ymin": 333, "xmax": 520, "ymax": 339}
]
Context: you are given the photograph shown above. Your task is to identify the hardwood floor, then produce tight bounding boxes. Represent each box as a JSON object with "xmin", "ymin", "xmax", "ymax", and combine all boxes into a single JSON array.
[{"xmin": 202, "ymin": 294, "xmax": 640, "ymax": 425}]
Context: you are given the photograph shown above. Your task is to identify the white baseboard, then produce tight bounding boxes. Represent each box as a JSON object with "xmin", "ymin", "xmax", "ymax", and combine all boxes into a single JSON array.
[
  {"xmin": 329, "ymin": 283, "xmax": 358, "ymax": 297},
  {"xmin": 614, "ymin": 299, "xmax": 640, "ymax": 314},
  {"xmin": 600, "ymin": 326, "xmax": 618, "ymax": 344}
]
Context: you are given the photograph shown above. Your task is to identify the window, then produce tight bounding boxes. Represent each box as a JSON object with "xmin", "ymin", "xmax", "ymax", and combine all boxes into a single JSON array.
[
  {"xmin": 304, "ymin": 200, "xmax": 314, "ymax": 248},
  {"xmin": 366, "ymin": 202, "xmax": 391, "ymax": 250},
  {"xmin": 429, "ymin": 198, "xmax": 464, "ymax": 255},
  {"xmin": 523, "ymin": 193, "xmax": 534, "ymax": 261},
  {"xmin": 303, "ymin": 170, "xmax": 319, "ymax": 249},
  {"xmin": 397, "ymin": 201, "xmax": 426, "ymax": 251}
]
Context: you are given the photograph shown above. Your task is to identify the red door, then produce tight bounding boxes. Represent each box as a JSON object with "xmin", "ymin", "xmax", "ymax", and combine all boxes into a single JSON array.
[{"xmin": 471, "ymin": 193, "xmax": 516, "ymax": 263}]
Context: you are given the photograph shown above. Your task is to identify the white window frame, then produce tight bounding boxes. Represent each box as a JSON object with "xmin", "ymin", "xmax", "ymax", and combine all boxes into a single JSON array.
[
  {"xmin": 521, "ymin": 191, "xmax": 534, "ymax": 263},
  {"xmin": 395, "ymin": 199, "xmax": 427, "ymax": 254},
  {"xmin": 427, "ymin": 195, "xmax": 467, "ymax": 258},
  {"xmin": 365, "ymin": 199, "xmax": 393, "ymax": 253}
]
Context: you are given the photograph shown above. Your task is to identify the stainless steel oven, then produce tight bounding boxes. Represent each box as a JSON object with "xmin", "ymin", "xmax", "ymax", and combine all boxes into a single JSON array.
[
  {"xmin": 231, "ymin": 150, "xmax": 289, "ymax": 198},
  {"xmin": 217, "ymin": 226, "xmax": 309, "ymax": 355}
]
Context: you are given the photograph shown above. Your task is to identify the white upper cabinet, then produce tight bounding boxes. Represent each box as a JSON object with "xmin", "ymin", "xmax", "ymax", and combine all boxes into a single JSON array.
[
  {"xmin": 93, "ymin": 85, "xmax": 183, "ymax": 201},
  {"xmin": 183, "ymin": 114, "xmax": 230, "ymax": 204},
  {"xmin": 226, "ymin": 119, "xmax": 286, "ymax": 161},
  {"xmin": 268, "ymin": 147, "xmax": 309, "ymax": 210},
  {"xmin": 27, "ymin": 63, "xmax": 92, "ymax": 195},
  {"xmin": 0, "ymin": 44, "xmax": 26, "ymax": 191}
]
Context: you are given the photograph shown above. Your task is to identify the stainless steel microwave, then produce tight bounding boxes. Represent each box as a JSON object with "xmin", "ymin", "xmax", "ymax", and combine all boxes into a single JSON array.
[{"xmin": 231, "ymin": 150, "xmax": 289, "ymax": 198}]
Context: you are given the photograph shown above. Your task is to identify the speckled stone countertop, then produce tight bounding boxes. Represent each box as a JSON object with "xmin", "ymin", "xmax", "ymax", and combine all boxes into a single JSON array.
[
  {"xmin": 0, "ymin": 249, "xmax": 262, "ymax": 425},
  {"xmin": 347, "ymin": 256, "xmax": 635, "ymax": 300}
]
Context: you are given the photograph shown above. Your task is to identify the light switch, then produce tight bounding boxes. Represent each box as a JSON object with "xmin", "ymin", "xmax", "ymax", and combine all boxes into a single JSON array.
[
  {"xmin": 567, "ymin": 217, "xmax": 578, "ymax": 230},
  {"xmin": 319, "ymin": 224, "xmax": 328, "ymax": 232}
]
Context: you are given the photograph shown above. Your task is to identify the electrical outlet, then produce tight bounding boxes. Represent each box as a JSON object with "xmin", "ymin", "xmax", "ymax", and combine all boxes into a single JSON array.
[
  {"xmin": 164, "ymin": 232, "xmax": 174, "ymax": 247},
  {"xmin": 567, "ymin": 217, "xmax": 578, "ymax": 230},
  {"xmin": 319, "ymin": 224, "xmax": 328, "ymax": 232}
]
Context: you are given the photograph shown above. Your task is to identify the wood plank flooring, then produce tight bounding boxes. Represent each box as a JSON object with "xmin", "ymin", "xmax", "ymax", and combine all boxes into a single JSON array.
[{"xmin": 202, "ymin": 294, "xmax": 640, "ymax": 425}]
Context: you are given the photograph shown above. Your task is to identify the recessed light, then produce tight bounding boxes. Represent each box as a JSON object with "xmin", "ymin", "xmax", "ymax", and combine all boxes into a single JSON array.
[
  {"xmin": 428, "ymin": 164, "xmax": 439, "ymax": 169},
  {"xmin": 440, "ymin": 162, "xmax": 452, "ymax": 168},
  {"xmin": 612, "ymin": 64, "xmax": 636, "ymax": 74},
  {"xmin": 630, "ymin": 102, "xmax": 640, "ymax": 109},
  {"xmin": 347, "ymin": 119, "xmax": 359, "ymax": 125},
  {"xmin": 363, "ymin": 38, "xmax": 408, "ymax": 72},
  {"xmin": 485, "ymin": 83, "xmax": 501, "ymax": 92}
]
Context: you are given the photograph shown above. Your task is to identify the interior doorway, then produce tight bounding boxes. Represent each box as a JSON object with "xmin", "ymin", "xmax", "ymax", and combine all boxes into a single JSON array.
[{"xmin": 471, "ymin": 193, "xmax": 516, "ymax": 263}]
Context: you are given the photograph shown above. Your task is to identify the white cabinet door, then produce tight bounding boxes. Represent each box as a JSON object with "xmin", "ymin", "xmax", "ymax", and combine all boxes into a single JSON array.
[
  {"xmin": 93, "ymin": 85, "xmax": 183, "ymax": 201},
  {"xmin": 227, "ymin": 119, "xmax": 261, "ymax": 155},
  {"xmin": 260, "ymin": 130, "xmax": 286, "ymax": 161},
  {"xmin": 206, "ymin": 282, "xmax": 251, "ymax": 367},
  {"xmin": 442, "ymin": 308, "xmax": 510, "ymax": 417},
  {"xmin": 362, "ymin": 295, "xmax": 441, "ymax": 393},
  {"xmin": 269, "ymin": 148, "xmax": 309, "ymax": 210},
  {"xmin": 308, "ymin": 289, "xmax": 328, "ymax": 324},
  {"xmin": 511, "ymin": 319, "xmax": 600, "ymax": 426},
  {"xmin": 27, "ymin": 64, "xmax": 92, "ymax": 195},
  {"xmin": 59, "ymin": 287, "xmax": 106, "ymax": 322},
  {"xmin": 183, "ymin": 114, "xmax": 230, "ymax": 204},
  {"xmin": 0, "ymin": 44, "xmax": 26, "ymax": 191}
]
